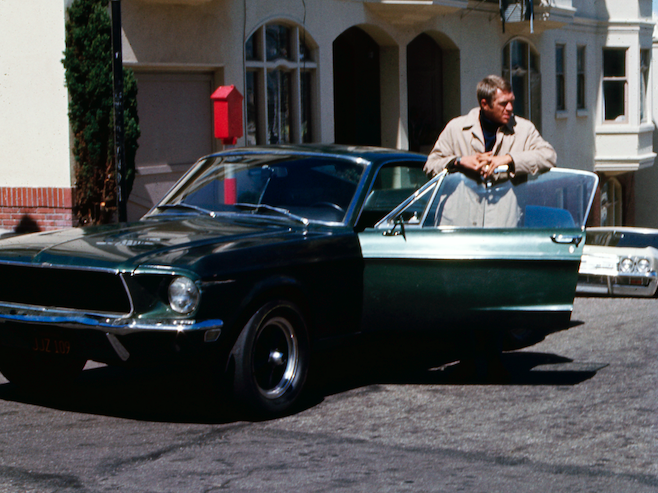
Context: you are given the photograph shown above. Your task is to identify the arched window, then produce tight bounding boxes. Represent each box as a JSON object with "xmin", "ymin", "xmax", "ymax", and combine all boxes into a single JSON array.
[
  {"xmin": 601, "ymin": 178, "xmax": 622, "ymax": 226},
  {"xmin": 245, "ymin": 23, "xmax": 316, "ymax": 145},
  {"xmin": 502, "ymin": 39, "xmax": 541, "ymax": 131}
]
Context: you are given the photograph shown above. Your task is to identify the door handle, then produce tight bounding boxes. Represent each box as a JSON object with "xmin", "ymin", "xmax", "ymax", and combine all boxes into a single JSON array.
[{"xmin": 551, "ymin": 234, "xmax": 583, "ymax": 245}]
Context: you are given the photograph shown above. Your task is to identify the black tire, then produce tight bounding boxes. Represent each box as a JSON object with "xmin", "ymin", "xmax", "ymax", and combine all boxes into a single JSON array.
[
  {"xmin": 0, "ymin": 345, "xmax": 86, "ymax": 389},
  {"xmin": 230, "ymin": 300, "xmax": 309, "ymax": 417}
]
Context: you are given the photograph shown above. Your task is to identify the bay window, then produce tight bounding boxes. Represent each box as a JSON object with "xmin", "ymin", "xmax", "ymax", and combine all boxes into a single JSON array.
[{"xmin": 502, "ymin": 39, "xmax": 542, "ymax": 131}]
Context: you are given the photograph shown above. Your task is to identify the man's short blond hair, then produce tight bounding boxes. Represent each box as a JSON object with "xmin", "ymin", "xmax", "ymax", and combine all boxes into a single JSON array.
[{"xmin": 477, "ymin": 75, "xmax": 513, "ymax": 105}]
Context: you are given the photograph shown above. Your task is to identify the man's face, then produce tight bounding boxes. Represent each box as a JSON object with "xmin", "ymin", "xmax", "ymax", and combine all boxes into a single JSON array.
[{"xmin": 481, "ymin": 89, "xmax": 515, "ymax": 126}]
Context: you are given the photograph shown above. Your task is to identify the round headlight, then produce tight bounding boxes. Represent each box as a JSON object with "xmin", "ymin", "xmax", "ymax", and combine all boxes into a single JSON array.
[
  {"xmin": 637, "ymin": 258, "xmax": 651, "ymax": 274},
  {"xmin": 168, "ymin": 276, "xmax": 200, "ymax": 314},
  {"xmin": 619, "ymin": 257, "xmax": 634, "ymax": 273}
]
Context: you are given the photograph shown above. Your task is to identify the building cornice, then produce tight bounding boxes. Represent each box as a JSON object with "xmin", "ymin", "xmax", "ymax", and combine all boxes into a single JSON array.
[
  {"xmin": 594, "ymin": 153, "xmax": 657, "ymax": 174},
  {"xmin": 363, "ymin": 0, "xmax": 469, "ymax": 26}
]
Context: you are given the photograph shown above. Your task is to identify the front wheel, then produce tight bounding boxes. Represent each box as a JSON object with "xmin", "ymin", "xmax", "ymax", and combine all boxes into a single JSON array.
[{"xmin": 230, "ymin": 300, "xmax": 309, "ymax": 417}]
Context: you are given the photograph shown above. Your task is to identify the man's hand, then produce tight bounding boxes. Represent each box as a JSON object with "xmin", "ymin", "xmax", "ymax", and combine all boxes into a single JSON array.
[
  {"xmin": 457, "ymin": 153, "xmax": 513, "ymax": 178},
  {"xmin": 456, "ymin": 154, "xmax": 485, "ymax": 174},
  {"xmin": 479, "ymin": 152, "xmax": 514, "ymax": 178}
]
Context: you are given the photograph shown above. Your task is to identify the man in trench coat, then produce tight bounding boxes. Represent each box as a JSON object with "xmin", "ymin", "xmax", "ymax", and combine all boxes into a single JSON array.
[{"xmin": 424, "ymin": 75, "xmax": 556, "ymax": 227}]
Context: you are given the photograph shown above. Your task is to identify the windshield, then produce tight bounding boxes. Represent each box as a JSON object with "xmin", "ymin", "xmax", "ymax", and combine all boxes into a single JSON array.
[
  {"xmin": 151, "ymin": 153, "xmax": 366, "ymax": 224},
  {"xmin": 586, "ymin": 231, "xmax": 658, "ymax": 248},
  {"xmin": 379, "ymin": 168, "xmax": 598, "ymax": 230}
]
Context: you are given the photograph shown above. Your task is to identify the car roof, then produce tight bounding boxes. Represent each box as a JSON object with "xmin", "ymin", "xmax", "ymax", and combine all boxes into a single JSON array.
[{"xmin": 203, "ymin": 144, "xmax": 428, "ymax": 167}]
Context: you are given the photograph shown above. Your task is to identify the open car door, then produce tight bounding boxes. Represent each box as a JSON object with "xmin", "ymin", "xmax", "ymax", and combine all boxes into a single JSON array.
[{"xmin": 358, "ymin": 168, "xmax": 598, "ymax": 341}]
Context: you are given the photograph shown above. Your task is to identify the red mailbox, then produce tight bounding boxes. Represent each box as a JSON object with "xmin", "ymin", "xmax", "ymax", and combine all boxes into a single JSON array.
[{"xmin": 211, "ymin": 85, "xmax": 244, "ymax": 145}]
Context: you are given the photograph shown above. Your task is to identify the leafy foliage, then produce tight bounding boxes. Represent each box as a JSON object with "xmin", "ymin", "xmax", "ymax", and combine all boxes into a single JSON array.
[{"xmin": 63, "ymin": 0, "xmax": 139, "ymax": 225}]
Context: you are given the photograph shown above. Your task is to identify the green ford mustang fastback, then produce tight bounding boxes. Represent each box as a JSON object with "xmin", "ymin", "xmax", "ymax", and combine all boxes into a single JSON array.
[{"xmin": 0, "ymin": 145, "xmax": 597, "ymax": 416}]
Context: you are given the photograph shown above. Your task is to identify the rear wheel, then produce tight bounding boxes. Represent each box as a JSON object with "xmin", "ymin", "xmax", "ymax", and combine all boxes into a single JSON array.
[
  {"xmin": 0, "ymin": 345, "xmax": 86, "ymax": 389},
  {"xmin": 230, "ymin": 300, "xmax": 309, "ymax": 417}
]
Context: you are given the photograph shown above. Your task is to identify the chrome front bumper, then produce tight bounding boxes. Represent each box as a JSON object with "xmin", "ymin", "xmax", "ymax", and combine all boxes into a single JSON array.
[
  {"xmin": 577, "ymin": 272, "xmax": 658, "ymax": 297},
  {"xmin": 0, "ymin": 304, "xmax": 224, "ymax": 362},
  {"xmin": 0, "ymin": 304, "xmax": 223, "ymax": 336}
]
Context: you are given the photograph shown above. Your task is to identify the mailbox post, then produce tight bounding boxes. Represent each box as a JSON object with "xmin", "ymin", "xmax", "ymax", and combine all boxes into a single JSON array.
[{"xmin": 211, "ymin": 86, "xmax": 244, "ymax": 204}]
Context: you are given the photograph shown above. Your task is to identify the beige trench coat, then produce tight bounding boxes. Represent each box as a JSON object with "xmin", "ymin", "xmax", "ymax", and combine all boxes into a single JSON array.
[{"xmin": 423, "ymin": 108, "xmax": 556, "ymax": 177}]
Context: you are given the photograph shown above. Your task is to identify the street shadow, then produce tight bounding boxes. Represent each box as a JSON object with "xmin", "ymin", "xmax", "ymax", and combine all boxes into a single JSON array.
[
  {"xmin": 0, "ymin": 345, "xmax": 606, "ymax": 424},
  {"xmin": 0, "ymin": 363, "xmax": 242, "ymax": 424}
]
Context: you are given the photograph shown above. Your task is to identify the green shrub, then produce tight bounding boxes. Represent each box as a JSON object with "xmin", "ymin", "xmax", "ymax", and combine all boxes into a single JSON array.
[{"xmin": 63, "ymin": 0, "xmax": 140, "ymax": 225}]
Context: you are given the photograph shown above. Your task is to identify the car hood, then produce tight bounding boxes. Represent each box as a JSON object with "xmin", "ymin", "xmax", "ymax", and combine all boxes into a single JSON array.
[
  {"xmin": 0, "ymin": 216, "xmax": 308, "ymax": 271},
  {"xmin": 583, "ymin": 244, "xmax": 658, "ymax": 258}
]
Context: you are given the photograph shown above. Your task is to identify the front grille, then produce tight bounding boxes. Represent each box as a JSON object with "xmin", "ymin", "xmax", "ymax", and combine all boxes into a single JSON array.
[
  {"xmin": 0, "ymin": 263, "xmax": 131, "ymax": 315},
  {"xmin": 578, "ymin": 274, "xmax": 607, "ymax": 285}
]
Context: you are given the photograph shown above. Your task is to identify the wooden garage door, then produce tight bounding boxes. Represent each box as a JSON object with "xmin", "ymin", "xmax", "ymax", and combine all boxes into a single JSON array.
[{"xmin": 130, "ymin": 72, "xmax": 215, "ymax": 221}]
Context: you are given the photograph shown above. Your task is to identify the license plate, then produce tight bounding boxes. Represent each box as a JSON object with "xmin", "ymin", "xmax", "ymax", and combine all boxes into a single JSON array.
[{"xmin": 32, "ymin": 336, "xmax": 72, "ymax": 355}]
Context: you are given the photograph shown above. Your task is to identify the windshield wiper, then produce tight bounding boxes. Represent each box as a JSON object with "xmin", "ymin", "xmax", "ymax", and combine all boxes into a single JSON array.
[
  {"xmin": 233, "ymin": 203, "xmax": 309, "ymax": 226},
  {"xmin": 156, "ymin": 203, "xmax": 216, "ymax": 218}
]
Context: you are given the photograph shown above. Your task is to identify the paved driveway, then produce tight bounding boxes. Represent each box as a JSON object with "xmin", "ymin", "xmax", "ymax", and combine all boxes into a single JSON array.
[{"xmin": 0, "ymin": 297, "xmax": 654, "ymax": 492}]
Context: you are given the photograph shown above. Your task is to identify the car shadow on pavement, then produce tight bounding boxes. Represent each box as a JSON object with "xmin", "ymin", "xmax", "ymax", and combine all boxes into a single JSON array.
[
  {"xmin": 0, "ymin": 350, "xmax": 607, "ymax": 424},
  {"xmin": 0, "ymin": 363, "xmax": 244, "ymax": 424},
  {"xmin": 307, "ymin": 349, "xmax": 608, "ymax": 399}
]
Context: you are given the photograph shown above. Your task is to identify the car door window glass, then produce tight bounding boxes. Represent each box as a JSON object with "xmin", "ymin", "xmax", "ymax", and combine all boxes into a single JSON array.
[
  {"xmin": 376, "ymin": 169, "xmax": 596, "ymax": 230},
  {"xmin": 357, "ymin": 163, "xmax": 429, "ymax": 229},
  {"xmin": 423, "ymin": 170, "xmax": 596, "ymax": 229}
]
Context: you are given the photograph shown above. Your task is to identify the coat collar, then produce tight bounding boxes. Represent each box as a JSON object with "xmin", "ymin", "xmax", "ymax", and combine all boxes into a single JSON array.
[
  {"xmin": 461, "ymin": 107, "xmax": 517, "ymax": 154},
  {"xmin": 462, "ymin": 107, "xmax": 516, "ymax": 137}
]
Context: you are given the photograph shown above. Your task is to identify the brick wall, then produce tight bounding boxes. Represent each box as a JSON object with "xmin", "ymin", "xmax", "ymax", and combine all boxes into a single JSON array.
[{"xmin": 0, "ymin": 187, "xmax": 75, "ymax": 233}]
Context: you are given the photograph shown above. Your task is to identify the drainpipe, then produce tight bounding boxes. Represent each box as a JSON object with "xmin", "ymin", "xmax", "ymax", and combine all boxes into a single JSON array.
[{"xmin": 111, "ymin": 0, "xmax": 127, "ymax": 223}]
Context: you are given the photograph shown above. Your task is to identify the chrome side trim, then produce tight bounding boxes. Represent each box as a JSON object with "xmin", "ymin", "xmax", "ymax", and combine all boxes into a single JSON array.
[
  {"xmin": 0, "ymin": 259, "xmax": 121, "ymax": 275},
  {"xmin": 474, "ymin": 304, "xmax": 574, "ymax": 313}
]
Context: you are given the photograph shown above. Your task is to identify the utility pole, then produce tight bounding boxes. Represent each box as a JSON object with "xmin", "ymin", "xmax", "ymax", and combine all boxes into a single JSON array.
[{"xmin": 111, "ymin": 0, "xmax": 127, "ymax": 222}]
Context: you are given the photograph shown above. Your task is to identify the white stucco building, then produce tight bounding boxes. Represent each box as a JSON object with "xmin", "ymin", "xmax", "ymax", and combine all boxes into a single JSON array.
[
  {"xmin": 0, "ymin": 0, "xmax": 656, "ymax": 229},
  {"xmin": 0, "ymin": 0, "xmax": 73, "ymax": 230}
]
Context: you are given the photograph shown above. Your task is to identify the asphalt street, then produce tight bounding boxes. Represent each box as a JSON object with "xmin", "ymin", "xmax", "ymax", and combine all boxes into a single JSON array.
[{"xmin": 0, "ymin": 296, "xmax": 654, "ymax": 492}]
